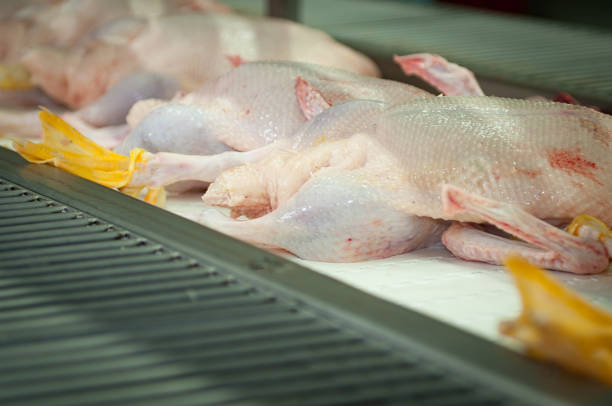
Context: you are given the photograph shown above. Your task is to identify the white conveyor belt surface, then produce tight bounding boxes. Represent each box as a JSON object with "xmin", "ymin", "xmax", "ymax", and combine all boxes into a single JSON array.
[{"xmin": 166, "ymin": 192, "xmax": 612, "ymax": 344}]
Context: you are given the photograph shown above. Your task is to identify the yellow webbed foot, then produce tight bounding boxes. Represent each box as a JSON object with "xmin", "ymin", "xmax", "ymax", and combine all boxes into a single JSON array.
[
  {"xmin": 500, "ymin": 256, "xmax": 612, "ymax": 385},
  {"xmin": 0, "ymin": 63, "xmax": 33, "ymax": 89},
  {"xmin": 12, "ymin": 109, "xmax": 166, "ymax": 206},
  {"xmin": 118, "ymin": 186, "xmax": 167, "ymax": 207},
  {"xmin": 567, "ymin": 214, "xmax": 611, "ymax": 258}
]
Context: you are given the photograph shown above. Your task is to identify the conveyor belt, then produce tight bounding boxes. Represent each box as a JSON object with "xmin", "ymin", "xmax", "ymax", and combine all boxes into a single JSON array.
[
  {"xmin": 227, "ymin": 0, "xmax": 612, "ymax": 110},
  {"xmin": 2, "ymin": 148, "xmax": 611, "ymax": 404}
]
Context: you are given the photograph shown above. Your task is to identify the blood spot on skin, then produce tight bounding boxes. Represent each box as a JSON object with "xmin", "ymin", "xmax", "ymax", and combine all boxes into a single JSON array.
[
  {"xmin": 226, "ymin": 54, "xmax": 246, "ymax": 67},
  {"xmin": 347, "ymin": 238, "xmax": 353, "ymax": 242},
  {"xmin": 571, "ymin": 181, "xmax": 584, "ymax": 189},
  {"xmin": 515, "ymin": 168, "xmax": 542, "ymax": 179},
  {"xmin": 579, "ymin": 117, "xmax": 610, "ymax": 147},
  {"xmin": 491, "ymin": 167, "xmax": 501, "ymax": 181},
  {"xmin": 245, "ymin": 109, "xmax": 250, "ymax": 115},
  {"xmin": 547, "ymin": 148, "xmax": 602, "ymax": 185},
  {"xmin": 71, "ymin": 92, "xmax": 83, "ymax": 107}
]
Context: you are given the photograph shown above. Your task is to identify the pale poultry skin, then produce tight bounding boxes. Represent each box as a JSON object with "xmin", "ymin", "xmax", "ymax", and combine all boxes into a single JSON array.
[{"xmin": 200, "ymin": 97, "xmax": 612, "ymax": 273}]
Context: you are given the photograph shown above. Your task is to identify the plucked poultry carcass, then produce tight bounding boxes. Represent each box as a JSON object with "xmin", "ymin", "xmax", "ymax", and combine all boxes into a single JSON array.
[
  {"xmin": 1, "ymin": 6, "xmax": 380, "ymax": 142},
  {"xmin": 116, "ymin": 60, "xmax": 434, "ymax": 155},
  {"xmin": 16, "ymin": 56, "xmax": 609, "ymax": 274},
  {"xmin": 198, "ymin": 96, "xmax": 611, "ymax": 274},
  {"xmin": 12, "ymin": 60, "xmax": 432, "ymax": 198},
  {"xmin": 0, "ymin": 0, "xmax": 232, "ymax": 64},
  {"xmin": 118, "ymin": 53, "xmax": 482, "ymax": 153},
  {"xmin": 14, "ymin": 55, "xmax": 483, "ymax": 191},
  {"xmin": 3, "ymin": 52, "xmax": 477, "ymax": 148},
  {"xmin": 0, "ymin": 0, "xmax": 231, "ymax": 109},
  {"xmin": 18, "ymin": 12, "xmax": 379, "ymax": 112}
]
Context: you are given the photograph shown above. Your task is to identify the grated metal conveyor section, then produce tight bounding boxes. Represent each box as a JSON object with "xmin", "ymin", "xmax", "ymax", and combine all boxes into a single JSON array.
[
  {"xmin": 1, "ymin": 148, "xmax": 611, "ymax": 405},
  {"xmin": 0, "ymin": 184, "xmax": 501, "ymax": 405}
]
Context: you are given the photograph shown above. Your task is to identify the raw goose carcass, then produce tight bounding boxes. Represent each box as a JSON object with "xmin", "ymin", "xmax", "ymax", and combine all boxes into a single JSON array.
[
  {"xmin": 200, "ymin": 97, "xmax": 612, "ymax": 274},
  {"xmin": 10, "ymin": 57, "xmax": 496, "ymax": 198},
  {"xmin": 5, "ymin": 52, "xmax": 479, "ymax": 149},
  {"xmin": 3, "ymin": 13, "xmax": 382, "ymax": 140},
  {"xmin": 0, "ymin": 0, "xmax": 230, "ymax": 110},
  {"xmin": 116, "ymin": 61, "xmax": 433, "ymax": 155},
  {"xmin": 12, "ymin": 62, "xmax": 432, "ymax": 194},
  {"xmin": 19, "ymin": 13, "xmax": 380, "ymax": 111},
  {"xmin": 119, "ymin": 53, "xmax": 486, "ymax": 153},
  {"xmin": 108, "ymin": 55, "xmax": 483, "ymax": 180},
  {"xmin": 0, "ymin": 0, "xmax": 232, "ymax": 64}
]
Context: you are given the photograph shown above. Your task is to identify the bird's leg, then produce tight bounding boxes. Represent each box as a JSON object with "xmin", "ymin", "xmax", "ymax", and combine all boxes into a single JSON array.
[
  {"xmin": 393, "ymin": 53, "xmax": 484, "ymax": 96},
  {"xmin": 12, "ymin": 110, "xmax": 278, "ymax": 207},
  {"xmin": 441, "ymin": 185, "xmax": 609, "ymax": 274},
  {"xmin": 132, "ymin": 142, "xmax": 282, "ymax": 187},
  {"xmin": 77, "ymin": 71, "xmax": 179, "ymax": 127}
]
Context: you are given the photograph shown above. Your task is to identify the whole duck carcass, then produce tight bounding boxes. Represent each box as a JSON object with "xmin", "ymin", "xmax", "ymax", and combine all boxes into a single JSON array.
[
  {"xmin": 108, "ymin": 53, "xmax": 482, "ymax": 164},
  {"xmin": 13, "ymin": 60, "xmax": 435, "ymax": 194},
  {"xmin": 14, "ymin": 55, "xmax": 486, "ymax": 194},
  {"xmin": 0, "ymin": 0, "xmax": 231, "ymax": 109},
  {"xmin": 13, "ymin": 60, "xmax": 609, "ymax": 273},
  {"xmin": 0, "ymin": 0, "xmax": 232, "ymax": 65},
  {"xmin": 116, "ymin": 60, "xmax": 435, "ymax": 154},
  {"xmin": 198, "ymin": 96, "xmax": 612, "ymax": 274},
  {"xmin": 17, "ymin": 12, "xmax": 379, "ymax": 114},
  {"xmin": 11, "ymin": 55, "xmax": 489, "ymax": 206},
  {"xmin": 1, "ymin": 7, "xmax": 381, "ymax": 142},
  {"xmin": 117, "ymin": 53, "xmax": 482, "ymax": 152},
  {"xmin": 4, "ymin": 47, "xmax": 478, "ymax": 146}
]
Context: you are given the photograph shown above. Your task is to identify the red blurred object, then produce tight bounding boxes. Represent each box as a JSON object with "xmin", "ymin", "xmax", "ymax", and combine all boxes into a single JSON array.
[{"xmin": 553, "ymin": 92, "xmax": 601, "ymax": 112}]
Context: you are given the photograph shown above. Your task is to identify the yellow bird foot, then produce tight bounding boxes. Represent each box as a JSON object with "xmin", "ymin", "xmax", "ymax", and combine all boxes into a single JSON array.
[
  {"xmin": 13, "ymin": 109, "xmax": 165, "ymax": 207},
  {"xmin": 0, "ymin": 63, "xmax": 33, "ymax": 89},
  {"xmin": 567, "ymin": 214, "xmax": 611, "ymax": 259},
  {"xmin": 501, "ymin": 256, "xmax": 612, "ymax": 385}
]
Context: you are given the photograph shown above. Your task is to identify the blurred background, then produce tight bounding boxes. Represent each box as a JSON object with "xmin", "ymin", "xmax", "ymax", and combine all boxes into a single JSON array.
[
  {"xmin": 223, "ymin": 0, "xmax": 612, "ymax": 111},
  {"xmin": 436, "ymin": 0, "xmax": 612, "ymax": 29}
]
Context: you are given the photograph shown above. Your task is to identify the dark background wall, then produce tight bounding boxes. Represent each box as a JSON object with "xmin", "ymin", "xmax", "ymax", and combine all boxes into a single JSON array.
[{"xmin": 425, "ymin": 0, "xmax": 612, "ymax": 30}]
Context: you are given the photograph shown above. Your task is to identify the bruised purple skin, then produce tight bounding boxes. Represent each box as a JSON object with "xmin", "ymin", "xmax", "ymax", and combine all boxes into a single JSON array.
[
  {"xmin": 78, "ymin": 71, "xmax": 179, "ymax": 127},
  {"xmin": 0, "ymin": 71, "xmax": 178, "ymax": 141},
  {"xmin": 200, "ymin": 174, "xmax": 445, "ymax": 262},
  {"xmin": 0, "ymin": 87, "xmax": 64, "ymax": 109},
  {"xmin": 114, "ymin": 103, "xmax": 232, "ymax": 155}
]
